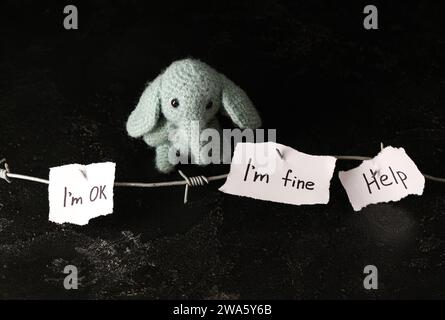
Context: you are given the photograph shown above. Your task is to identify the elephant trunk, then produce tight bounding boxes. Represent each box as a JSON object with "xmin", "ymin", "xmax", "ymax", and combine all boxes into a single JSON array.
[{"xmin": 172, "ymin": 119, "xmax": 209, "ymax": 164}]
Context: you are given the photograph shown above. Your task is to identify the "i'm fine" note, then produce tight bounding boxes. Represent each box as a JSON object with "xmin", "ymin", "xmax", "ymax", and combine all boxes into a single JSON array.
[
  {"xmin": 338, "ymin": 146, "xmax": 425, "ymax": 211},
  {"xmin": 219, "ymin": 142, "xmax": 337, "ymax": 205},
  {"xmin": 48, "ymin": 162, "xmax": 116, "ymax": 225}
]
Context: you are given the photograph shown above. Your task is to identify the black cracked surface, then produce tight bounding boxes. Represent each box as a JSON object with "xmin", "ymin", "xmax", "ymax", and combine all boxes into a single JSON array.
[{"xmin": 0, "ymin": 0, "xmax": 444, "ymax": 299}]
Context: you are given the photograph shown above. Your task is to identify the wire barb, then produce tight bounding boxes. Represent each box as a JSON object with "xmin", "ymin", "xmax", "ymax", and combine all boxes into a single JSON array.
[
  {"xmin": 0, "ymin": 159, "xmax": 11, "ymax": 183},
  {"xmin": 178, "ymin": 170, "xmax": 209, "ymax": 204}
]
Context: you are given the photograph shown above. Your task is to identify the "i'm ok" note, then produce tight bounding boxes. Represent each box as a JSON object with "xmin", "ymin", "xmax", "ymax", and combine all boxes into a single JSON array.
[{"xmin": 48, "ymin": 162, "xmax": 116, "ymax": 225}]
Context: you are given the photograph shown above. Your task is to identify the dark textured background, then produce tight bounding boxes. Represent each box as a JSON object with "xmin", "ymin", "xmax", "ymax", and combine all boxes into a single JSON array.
[{"xmin": 0, "ymin": 0, "xmax": 444, "ymax": 299}]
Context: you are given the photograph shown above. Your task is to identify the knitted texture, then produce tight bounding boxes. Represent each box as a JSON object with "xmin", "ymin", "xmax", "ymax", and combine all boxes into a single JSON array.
[{"xmin": 126, "ymin": 58, "xmax": 262, "ymax": 173}]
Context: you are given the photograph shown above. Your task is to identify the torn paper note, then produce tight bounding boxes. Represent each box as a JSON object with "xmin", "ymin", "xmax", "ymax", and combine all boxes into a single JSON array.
[
  {"xmin": 219, "ymin": 142, "xmax": 337, "ymax": 205},
  {"xmin": 48, "ymin": 162, "xmax": 116, "ymax": 225},
  {"xmin": 338, "ymin": 146, "xmax": 425, "ymax": 211}
]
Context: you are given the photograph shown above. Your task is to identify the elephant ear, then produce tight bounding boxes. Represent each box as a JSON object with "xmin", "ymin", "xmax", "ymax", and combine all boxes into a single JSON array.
[
  {"xmin": 220, "ymin": 74, "xmax": 262, "ymax": 129},
  {"xmin": 126, "ymin": 75, "xmax": 162, "ymax": 138}
]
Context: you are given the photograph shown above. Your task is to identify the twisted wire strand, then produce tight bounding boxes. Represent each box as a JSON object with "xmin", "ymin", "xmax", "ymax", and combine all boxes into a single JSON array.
[
  {"xmin": 1, "ymin": 152, "xmax": 444, "ymax": 204},
  {"xmin": 178, "ymin": 170, "xmax": 209, "ymax": 204},
  {"xmin": 0, "ymin": 159, "xmax": 10, "ymax": 183}
]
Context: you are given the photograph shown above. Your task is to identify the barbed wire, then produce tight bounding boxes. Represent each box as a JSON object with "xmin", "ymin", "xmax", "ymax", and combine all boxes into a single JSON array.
[{"xmin": 1, "ymin": 148, "xmax": 444, "ymax": 204}]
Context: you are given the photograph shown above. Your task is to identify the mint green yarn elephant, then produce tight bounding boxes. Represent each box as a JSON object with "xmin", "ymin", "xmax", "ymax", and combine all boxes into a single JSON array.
[{"xmin": 126, "ymin": 58, "xmax": 262, "ymax": 173}]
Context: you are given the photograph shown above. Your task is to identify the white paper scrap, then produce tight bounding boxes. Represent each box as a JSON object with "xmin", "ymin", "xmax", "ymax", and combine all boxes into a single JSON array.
[
  {"xmin": 219, "ymin": 142, "xmax": 337, "ymax": 205},
  {"xmin": 48, "ymin": 162, "xmax": 116, "ymax": 225},
  {"xmin": 338, "ymin": 146, "xmax": 424, "ymax": 211}
]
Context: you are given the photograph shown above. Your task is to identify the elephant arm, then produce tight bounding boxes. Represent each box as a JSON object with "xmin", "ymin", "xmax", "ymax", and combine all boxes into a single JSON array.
[{"xmin": 142, "ymin": 118, "xmax": 171, "ymax": 147}]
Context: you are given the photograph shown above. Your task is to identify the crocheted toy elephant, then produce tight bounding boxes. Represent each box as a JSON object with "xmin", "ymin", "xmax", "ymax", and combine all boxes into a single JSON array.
[{"xmin": 126, "ymin": 58, "xmax": 262, "ymax": 173}]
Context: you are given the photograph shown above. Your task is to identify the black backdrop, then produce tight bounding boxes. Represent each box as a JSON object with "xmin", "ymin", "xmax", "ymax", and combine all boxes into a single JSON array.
[{"xmin": 0, "ymin": 0, "xmax": 444, "ymax": 299}]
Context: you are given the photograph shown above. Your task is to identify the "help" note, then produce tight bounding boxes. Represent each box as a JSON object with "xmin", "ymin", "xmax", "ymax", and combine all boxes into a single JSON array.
[
  {"xmin": 339, "ymin": 146, "xmax": 425, "ymax": 211},
  {"xmin": 219, "ymin": 142, "xmax": 337, "ymax": 205},
  {"xmin": 48, "ymin": 162, "xmax": 116, "ymax": 225}
]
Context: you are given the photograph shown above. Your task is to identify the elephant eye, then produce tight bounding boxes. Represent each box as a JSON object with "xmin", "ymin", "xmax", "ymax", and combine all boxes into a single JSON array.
[
  {"xmin": 171, "ymin": 98, "xmax": 179, "ymax": 108},
  {"xmin": 206, "ymin": 101, "xmax": 213, "ymax": 110}
]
